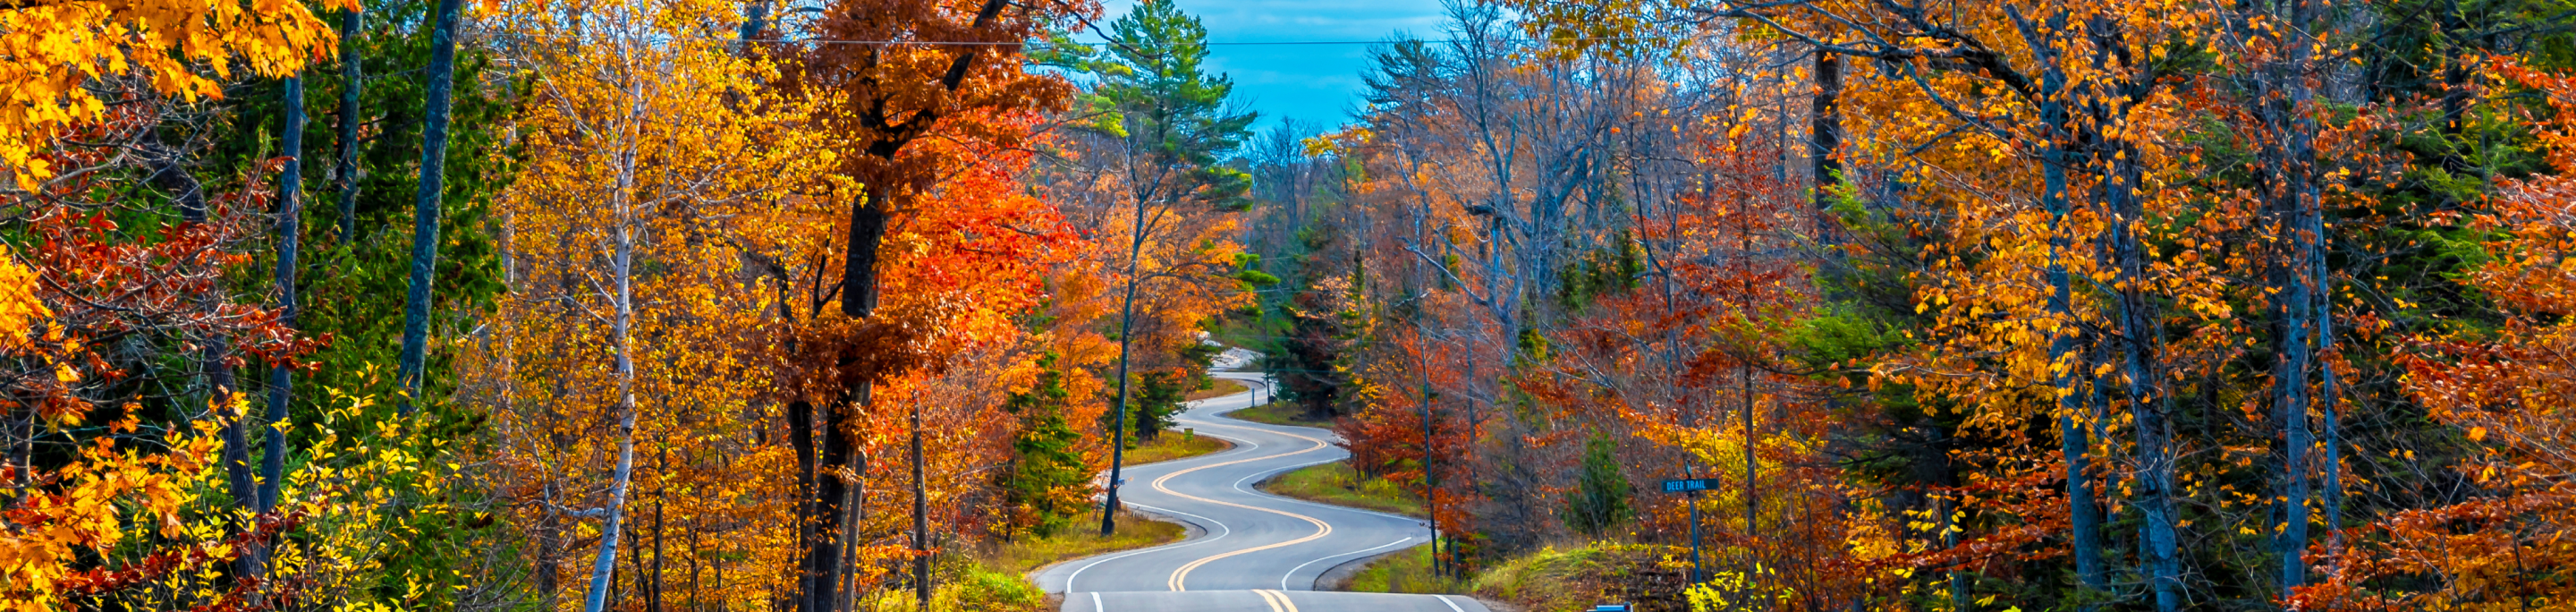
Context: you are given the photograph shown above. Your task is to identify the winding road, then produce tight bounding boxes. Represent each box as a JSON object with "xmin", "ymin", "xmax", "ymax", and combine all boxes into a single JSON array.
[{"xmin": 1033, "ymin": 370, "xmax": 1490, "ymax": 612}]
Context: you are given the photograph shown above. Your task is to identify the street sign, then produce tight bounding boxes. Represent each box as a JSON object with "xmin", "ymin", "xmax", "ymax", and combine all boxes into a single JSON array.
[
  {"xmin": 1588, "ymin": 605, "xmax": 1632, "ymax": 612},
  {"xmin": 1665, "ymin": 477, "xmax": 1718, "ymax": 582},
  {"xmin": 1661, "ymin": 478, "xmax": 1721, "ymax": 493}
]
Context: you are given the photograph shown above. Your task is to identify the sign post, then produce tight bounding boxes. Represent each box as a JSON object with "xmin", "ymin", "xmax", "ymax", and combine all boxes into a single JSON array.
[{"xmin": 1662, "ymin": 478, "xmax": 1722, "ymax": 583}]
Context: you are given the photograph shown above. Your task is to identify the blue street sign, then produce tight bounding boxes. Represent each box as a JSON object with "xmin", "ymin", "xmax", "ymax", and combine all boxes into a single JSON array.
[
  {"xmin": 1589, "ymin": 605, "xmax": 1632, "ymax": 612},
  {"xmin": 1661, "ymin": 478, "xmax": 1721, "ymax": 493}
]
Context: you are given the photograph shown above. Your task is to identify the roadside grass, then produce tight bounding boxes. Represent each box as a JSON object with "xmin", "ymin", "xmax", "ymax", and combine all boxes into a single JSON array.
[
  {"xmin": 1337, "ymin": 544, "xmax": 1469, "ymax": 594},
  {"xmin": 1258, "ymin": 461, "xmax": 1424, "ymax": 518},
  {"xmin": 979, "ymin": 507, "xmax": 1191, "ymax": 576},
  {"xmin": 1184, "ymin": 378, "xmax": 1250, "ymax": 401},
  {"xmin": 928, "ymin": 429, "xmax": 1222, "ymax": 605},
  {"xmin": 1469, "ymin": 542, "xmax": 1691, "ymax": 612},
  {"xmin": 1222, "ymin": 400, "xmax": 1333, "ymax": 428},
  {"xmin": 864, "ymin": 557, "xmax": 1050, "ymax": 612},
  {"xmin": 1120, "ymin": 429, "xmax": 1231, "ymax": 465}
]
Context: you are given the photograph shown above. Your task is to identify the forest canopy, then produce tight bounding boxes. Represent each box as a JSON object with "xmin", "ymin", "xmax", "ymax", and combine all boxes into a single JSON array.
[{"xmin": 7, "ymin": 0, "xmax": 2576, "ymax": 610}]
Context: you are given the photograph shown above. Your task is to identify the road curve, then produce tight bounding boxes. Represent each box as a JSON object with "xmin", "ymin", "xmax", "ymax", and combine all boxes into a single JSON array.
[{"xmin": 1033, "ymin": 371, "xmax": 1489, "ymax": 612}]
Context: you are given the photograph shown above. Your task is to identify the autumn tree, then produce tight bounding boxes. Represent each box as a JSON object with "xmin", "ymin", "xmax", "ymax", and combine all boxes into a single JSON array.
[
  {"xmin": 0, "ymin": 5, "xmax": 463, "ymax": 593},
  {"xmin": 477, "ymin": 0, "xmax": 833, "ymax": 607},
  {"xmin": 2301, "ymin": 59, "xmax": 2576, "ymax": 611},
  {"xmin": 775, "ymin": 0, "xmax": 1094, "ymax": 605},
  {"xmin": 1018, "ymin": 0, "xmax": 1258, "ymax": 536}
]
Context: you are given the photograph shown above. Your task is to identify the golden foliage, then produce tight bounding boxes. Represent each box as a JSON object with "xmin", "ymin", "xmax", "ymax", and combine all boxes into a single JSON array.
[{"xmin": 0, "ymin": 0, "xmax": 354, "ymax": 186}]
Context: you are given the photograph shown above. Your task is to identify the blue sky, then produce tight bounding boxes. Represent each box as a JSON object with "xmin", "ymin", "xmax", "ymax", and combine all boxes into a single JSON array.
[{"xmin": 1096, "ymin": 0, "xmax": 1451, "ymax": 131}]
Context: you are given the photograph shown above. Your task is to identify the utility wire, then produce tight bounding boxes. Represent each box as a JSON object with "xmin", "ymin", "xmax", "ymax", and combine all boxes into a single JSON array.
[{"xmin": 478, "ymin": 30, "xmax": 1694, "ymax": 48}]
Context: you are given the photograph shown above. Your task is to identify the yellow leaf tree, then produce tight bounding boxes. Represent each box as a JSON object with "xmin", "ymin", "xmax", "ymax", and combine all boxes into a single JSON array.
[{"xmin": 0, "ymin": 0, "xmax": 353, "ymax": 186}]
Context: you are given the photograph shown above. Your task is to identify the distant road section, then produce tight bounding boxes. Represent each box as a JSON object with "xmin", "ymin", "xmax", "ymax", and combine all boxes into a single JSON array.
[{"xmin": 1034, "ymin": 370, "xmax": 1488, "ymax": 612}]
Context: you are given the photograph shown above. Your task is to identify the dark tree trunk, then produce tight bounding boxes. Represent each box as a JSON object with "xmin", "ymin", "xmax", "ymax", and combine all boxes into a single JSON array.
[
  {"xmin": 1809, "ymin": 48, "xmax": 1843, "ymax": 220},
  {"xmin": 801, "ymin": 189, "xmax": 886, "ymax": 612},
  {"xmin": 333, "ymin": 7, "xmax": 363, "ymax": 243},
  {"xmin": 802, "ymin": 391, "xmax": 857, "ymax": 612},
  {"xmin": 395, "ymin": 0, "xmax": 466, "ymax": 405},
  {"xmin": 788, "ymin": 399, "xmax": 816, "ymax": 612},
  {"xmin": 2109, "ymin": 140, "xmax": 2181, "ymax": 612},
  {"xmin": 2035, "ymin": 39, "xmax": 2106, "ymax": 603},
  {"xmin": 1100, "ymin": 177, "xmax": 1153, "ymax": 537},
  {"xmin": 244, "ymin": 72, "xmax": 311, "ymax": 584},
  {"xmin": 911, "ymin": 402, "xmax": 928, "ymax": 610},
  {"xmin": 839, "ymin": 194, "xmax": 888, "ymax": 319},
  {"xmin": 2255, "ymin": 0, "xmax": 2324, "ymax": 595}
]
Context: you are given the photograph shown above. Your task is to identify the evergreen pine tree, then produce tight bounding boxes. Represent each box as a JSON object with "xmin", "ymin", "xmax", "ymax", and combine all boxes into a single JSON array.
[
  {"xmin": 1563, "ymin": 434, "xmax": 1632, "ymax": 538},
  {"xmin": 1003, "ymin": 354, "xmax": 1091, "ymax": 538}
]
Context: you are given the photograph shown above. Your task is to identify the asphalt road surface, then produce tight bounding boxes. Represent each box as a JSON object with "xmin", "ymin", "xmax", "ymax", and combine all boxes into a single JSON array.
[{"xmin": 1033, "ymin": 371, "xmax": 1491, "ymax": 612}]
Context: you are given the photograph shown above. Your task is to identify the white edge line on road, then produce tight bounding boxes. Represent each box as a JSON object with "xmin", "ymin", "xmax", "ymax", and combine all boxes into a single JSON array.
[
  {"xmin": 1280, "ymin": 535, "xmax": 1415, "ymax": 591},
  {"xmin": 1062, "ymin": 501, "xmax": 1232, "ymax": 593},
  {"xmin": 1080, "ymin": 375, "xmax": 1447, "ymax": 598},
  {"xmin": 1197, "ymin": 374, "xmax": 1487, "ymax": 611},
  {"xmin": 1061, "ymin": 407, "xmax": 1269, "ymax": 593}
]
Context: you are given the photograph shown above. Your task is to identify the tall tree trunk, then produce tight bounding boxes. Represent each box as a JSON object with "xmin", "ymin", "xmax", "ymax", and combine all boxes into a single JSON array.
[
  {"xmin": 2436, "ymin": 0, "xmax": 2472, "ymax": 177},
  {"xmin": 652, "ymin": 450, "xmax": 666, "ymax": 612},
  {"xmin": 2109, "ymin": 139, "xmax": 2181, "ymax": 612},
  {"xmin": 2069, "ymin": 15, "xmax": 2181, "ymax": 608},
  {"xmin": 538, "ymin": 483, "xmax": 564, "ymax": 608},
  {"xmin": 803, "ymin": 390, "xmax": 852, "ymax": 612},
  {"xmin": 2316, "ymin": 208, "xmax": 2342, "ymax": 557},
  {"xmin": 2037, "ymin": 43, "xmax": 2106, "ymax": 602},
  {"xmin": 801, "ymin": 189, "xmax": 883, "ymax": 612},
  {"xmin": 395, "ymin": 0, "xmax": 466, "ymax": 405},
  {"xmin": 583, "ymin": 170, "xmax": 641, "ymax": 612},
  {"xmin": 2261, "ymin": 0, "xmax": 2323, "ymax": 595},
  {"xmin": 242, "ymin": 72, "xmax": 311, "ymax": 585},
  {"xmin": 911, "ymin": 402, "xmax": 929, "ymax": 610},
  {"xmin": 788, "ymin": 399, "xmax": 816, "ymax": 612},
  {"xmin": 10, "ymin": 406, "xmax": 28, "ymax": 503},
  {"xmin": 333, "ymin": 7, "xmax": 363, "ymax": 243},
  {"xmin": 1809, "ymin": 47, "xmax": 1843, "ymax": 222},
  {"xmin": 1097, "ymin": 219, "xmax": 1148, "ymax": 534},
  {"xmin": 1098, "ymin": 192, "xmax": 1149, "ymax": 536}
]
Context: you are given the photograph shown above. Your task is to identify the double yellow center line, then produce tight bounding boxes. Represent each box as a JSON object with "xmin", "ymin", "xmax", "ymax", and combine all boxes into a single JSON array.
[
  {"xmin": 1154, "ymin": 421, "xmax": 1334, "ymax": 591},
  {"xmin": 1252, "ymin": 589, "xmax": 1302, "ymax": 612}
]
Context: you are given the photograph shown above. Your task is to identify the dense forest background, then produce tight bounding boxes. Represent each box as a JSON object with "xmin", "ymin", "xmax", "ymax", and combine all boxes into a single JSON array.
[{"xmin": 9, "ymin": 0, "xmax": 2576, "ymax": 610}]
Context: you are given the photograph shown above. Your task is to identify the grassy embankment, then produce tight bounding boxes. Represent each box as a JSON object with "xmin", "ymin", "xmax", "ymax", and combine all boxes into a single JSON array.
[
  {"xmin": 1185, "ymin": 378, "xmax": 1250, "ymax": 401},
  {"xmin": 1260, "ymin": 461, "xmax": 1420, "ymax": 517},
  {"xmin": 1263, "ymin": 461, "xmax": 1688, "ymax": 608},
  {"xmin": 996, "ymin": 429, "xmax": 1227, "ymax": 570},
  {"xmin": 1341, "ymin": 544, "xmax": 1469, "ymax": 594},
  {"xmin": 1120, "ymin": 428, "xmax": 1231, "ymax": 465},
  {"xmin": 979, "ymin": 507, "xmax": 1192, "ymax": 576},
  {"xmin": 1467, "ymin": 543, "xmax": 1693, "ymax": 611},
  {"xmin": 905, "ymin": 429, "xmax": 1228, "ymax": 610},
  {"xmin": 1238, "ymin": 407, "xmax": 1691, "ymax": 608},
  {"xmin": 860, "ymin": 560, "xmax": 1055, "ymax": 612},
  {"xmin": 1222, "ymin": 399, "xmax": 1332, "ymax": 428},
  {"xmin": 1257, "ymin": 460, "xmax": 1464, "ymax": 595},
  {"xmin": 865, "ymin": 510, "xmax": 1202, "ymax": 612}
]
